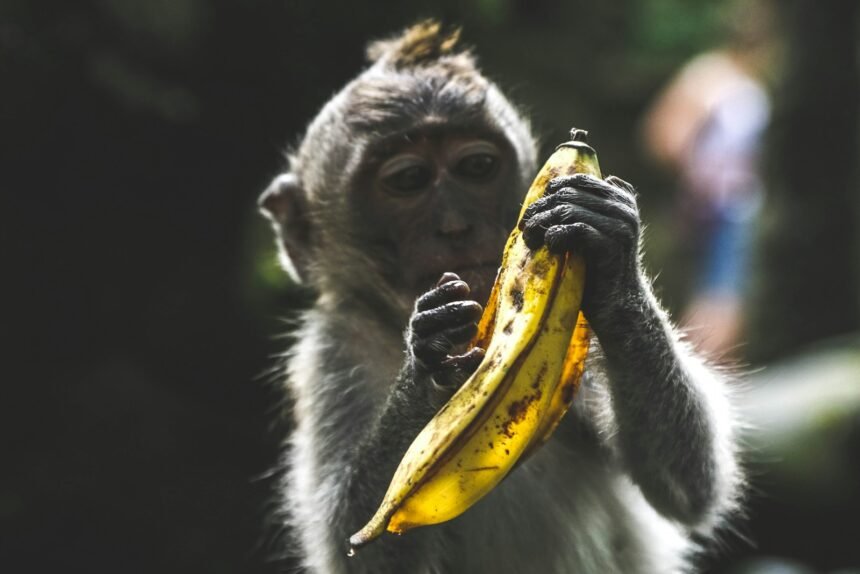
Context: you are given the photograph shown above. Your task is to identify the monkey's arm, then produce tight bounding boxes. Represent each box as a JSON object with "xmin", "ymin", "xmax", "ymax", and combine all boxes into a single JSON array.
[
  {"xmin": 327, "ymin": 276, "xmax": 483, "ymax": 569},
  {"xmin": 587, "ymin": 279, "xmax": 740, "ymax": 530},
  {"xmin": 520, "ymin": 174, "xmax": 741, "ymax": 530},
  {"xmin": 335, "ymin": 360, "xmax": 448, "ymax": 570}
]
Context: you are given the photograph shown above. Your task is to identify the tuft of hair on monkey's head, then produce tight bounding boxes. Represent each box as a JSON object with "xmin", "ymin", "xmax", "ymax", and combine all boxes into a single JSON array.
[
  {"xmin": 366, "ymin": 20, "xmax": 466, "ymax": 70},
  {"xmin": 273, "ymin": 19, "xmax": 538, "ymax": 289}
]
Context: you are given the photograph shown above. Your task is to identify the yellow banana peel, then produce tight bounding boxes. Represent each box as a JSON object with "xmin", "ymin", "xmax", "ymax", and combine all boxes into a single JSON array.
[{"xmin": 349, "ymin": 129, "xmax": 601, "ymax": 551}]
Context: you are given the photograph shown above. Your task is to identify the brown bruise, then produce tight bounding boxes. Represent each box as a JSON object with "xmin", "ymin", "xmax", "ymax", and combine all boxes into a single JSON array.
[
  {"xmin": 509, "ymin": 286, "xmax": 524, "ymax": 311},
  {"xmin": 529, "ymin": 255, "xmax": 552, "ymax": 280},
  {"xmin": 499, "ymin": 389, "xmax": 543, "ymax": 439},
  {"xmin": 463, "ymin": 466, "xmax": 501, "ymax": 473},
  {"xmin": 531, "ymin": 363, "xmax": 549, "ymax": 390}
]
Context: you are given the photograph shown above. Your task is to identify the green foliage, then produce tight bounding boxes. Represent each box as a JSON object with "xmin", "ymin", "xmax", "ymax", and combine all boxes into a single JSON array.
[
  {"xmin": 474, "ymin": 0, "xmax": 511, "ymax": 26},
  {"xmin": 632, "ymin": 0, "xmax": 725, "ymax": 56}
]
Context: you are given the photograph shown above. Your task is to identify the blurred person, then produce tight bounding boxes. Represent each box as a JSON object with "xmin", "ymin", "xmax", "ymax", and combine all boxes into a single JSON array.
[{"xmin": 643, "ymin": 0, "xmax": 775, "ymax": 358}]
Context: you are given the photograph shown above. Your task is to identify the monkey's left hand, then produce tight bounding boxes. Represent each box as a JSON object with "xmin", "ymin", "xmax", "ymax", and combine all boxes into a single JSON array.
[
  {"xmin": 408, "ymin": 273, "xmax": 487, "ymax": 389},
  {"xmin": 519, "ymin": 174, "xmax": 642, "ymax": 335}
]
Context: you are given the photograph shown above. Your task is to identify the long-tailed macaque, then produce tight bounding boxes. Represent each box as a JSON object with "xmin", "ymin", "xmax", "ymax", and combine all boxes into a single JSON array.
[{"xmin": 259, "ymin": 21, "xmax": 742, "ymax": 574}]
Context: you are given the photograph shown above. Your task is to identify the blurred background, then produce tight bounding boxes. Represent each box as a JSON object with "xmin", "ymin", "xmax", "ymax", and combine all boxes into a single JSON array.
[{"xmin": 2, "ymin": 0, "xmax": 858, "ymax": 572}]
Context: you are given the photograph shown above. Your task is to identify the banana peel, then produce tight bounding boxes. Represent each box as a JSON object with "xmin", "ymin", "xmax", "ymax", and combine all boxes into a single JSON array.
[{"xmin": 349, "ymin": 129, "xmax": 601, "ymax": 551}]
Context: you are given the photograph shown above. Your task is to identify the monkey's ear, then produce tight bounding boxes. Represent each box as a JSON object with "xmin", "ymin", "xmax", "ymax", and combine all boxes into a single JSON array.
[{"xmin": 258, "ymin": 173, "xmax": 312, "ymax": 283}]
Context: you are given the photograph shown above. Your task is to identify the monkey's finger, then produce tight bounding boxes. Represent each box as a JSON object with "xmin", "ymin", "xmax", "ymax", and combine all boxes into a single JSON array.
[
  {"xmin": 436, "ymin": 272, "xmax": 461, "ymax": 287},
  {"xmin": 411, "ymin": 301, "xmax": 483, "ymax": 336},
  {"xmin": 545, "ymin": 173, "xmax": 637, "ymax": 209},
  {"xmin": 442, "ymin": 323, "xmax": 479, "ymax": 346},
  {"xmin": 553, "ymin": 177, "xmax": 635, "ymax": 210},
  {"xmin": 523, "ymin": 175, "xmax": 632, "ymax": 225},
  {"xmin": 555, "ymin": 189, "xmax": 638, "ymax": 229},
  {"xmin": 521, "ymin": 205, "xmax": 575, "ymax": 250},
  {"xmin": 441, "ymin": 347, "xmax": 485, "ymax": 372},
  {"xmin": 413, "ymin": 337, "xmax": 449, "ymax": 367},
  {"xmin": 544, "ymin": 222, "xmax": 614, "ymax": 261},
  {"xmin": 529, "ymin": 203, "xmax": 637, "ymax": 251},
  {"xmin": 605, "ymin": 175, "xmax": 636, "ymax": 194},
  {"xmin": 522, "ymin": 191, "xmax": 638, "ymax": 236},
  {"xmin": 413, "ymin": 324, "xmax": 478, "ymax": 367},
  {"xmin": 416, "ymin": 279, "xmax": 471, "ymax": 312},
  {"xmin": 546, "ymin": 173, "xmax": 602, "ymax": 193},
  {"xmin": 570, "ymin": 174, "xmax": 637, "ymax": 208},
  {"xmin": 435, "ymin": 347, "xmax": 486, "ymax": 389}
]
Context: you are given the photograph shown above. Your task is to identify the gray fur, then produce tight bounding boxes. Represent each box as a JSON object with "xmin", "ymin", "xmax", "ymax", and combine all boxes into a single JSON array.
[{"xmin": 262, "ymin": 22, "xmax": 742, "ymax": 574}]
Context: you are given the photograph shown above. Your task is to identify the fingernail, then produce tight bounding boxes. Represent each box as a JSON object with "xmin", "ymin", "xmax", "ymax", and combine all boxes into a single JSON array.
[{"xmin": 437, "ymin": 272, "xmax": 460, "ymax": 286}]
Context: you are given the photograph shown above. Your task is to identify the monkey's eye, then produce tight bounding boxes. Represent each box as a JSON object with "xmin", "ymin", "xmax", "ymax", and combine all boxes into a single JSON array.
[
  {"xmin": 454, "ymin": 153, "xmax": 498, "ymax": 181},
  {"xmin": 380, "ymin": 156, "xmax": 434, "ymax": 195}
]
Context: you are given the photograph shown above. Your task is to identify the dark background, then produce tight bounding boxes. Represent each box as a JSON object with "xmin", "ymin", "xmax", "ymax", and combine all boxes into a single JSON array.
[{"xmin": 2, "ymin": 1, "xmax": 858, "ymax": 572}]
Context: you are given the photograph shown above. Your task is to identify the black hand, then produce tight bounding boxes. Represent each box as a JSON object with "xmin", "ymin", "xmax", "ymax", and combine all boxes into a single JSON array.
[
  {"xmin": 519, "ymin": 173, "xmax": 642, "ymax": 330},
  {"xmin": 408, "ymin": 273, "xmax": 485, "ymax": 387}
]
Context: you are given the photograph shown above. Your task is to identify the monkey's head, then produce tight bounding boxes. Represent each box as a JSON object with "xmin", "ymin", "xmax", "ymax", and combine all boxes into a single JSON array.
[{"xmin": 260, "ymin": 21, "xmax": 537, "ymax": 321}]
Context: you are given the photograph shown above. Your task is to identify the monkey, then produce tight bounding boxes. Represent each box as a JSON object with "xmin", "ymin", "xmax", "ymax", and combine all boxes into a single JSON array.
[{"xmin": 259, "ymin": 21, "xmax": 742, "ymax": 574}]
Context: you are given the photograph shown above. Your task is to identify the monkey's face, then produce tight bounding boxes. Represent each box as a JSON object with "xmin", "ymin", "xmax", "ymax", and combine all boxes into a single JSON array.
[{"xmin": 354, "ymin": 130, "xmax": 521, "ymax": 305}]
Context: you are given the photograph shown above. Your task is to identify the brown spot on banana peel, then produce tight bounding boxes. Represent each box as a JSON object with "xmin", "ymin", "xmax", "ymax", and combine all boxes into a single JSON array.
[
  {"xmin": 529, "ymin": 256, "xmax": 551, "ymax": 280},
  {"xmin": 532, "ymin": 363, "xmax": 549, "ymax": 390},
  {"xmin": 509, "ymin": 287, "xmax": 524, "ymax": 311},
  {"xmin": 519, "ymin": 254, "xmax": 529, "ymax": 270},
  {"xmin": 463, "ymin": 466, "xmax": 501, "ymax": 473},
  {"xmin": 560, "ymin": 382, "xmax": 576, "ymax": 404},
  {"xmin": 501, "ymin": 388, "xmax": 543, "ymax": 438}
]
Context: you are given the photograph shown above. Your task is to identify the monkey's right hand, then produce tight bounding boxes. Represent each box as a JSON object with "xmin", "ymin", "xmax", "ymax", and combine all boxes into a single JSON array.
[{"xmin": 408, "ymin": 272, "xmax": 486, "ymax": 389}]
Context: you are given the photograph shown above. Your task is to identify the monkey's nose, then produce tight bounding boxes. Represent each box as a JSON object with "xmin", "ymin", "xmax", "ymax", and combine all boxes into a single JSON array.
[{"xmin": 437, "ymin": 213, "xmax": 474, "ymax": 239}]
